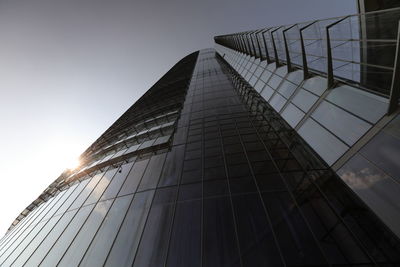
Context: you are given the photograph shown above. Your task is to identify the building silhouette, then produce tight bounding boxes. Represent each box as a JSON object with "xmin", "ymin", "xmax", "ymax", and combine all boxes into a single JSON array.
[{"xmin": 1, "ymin": 7, "xmax": 400, "ymax": 267}]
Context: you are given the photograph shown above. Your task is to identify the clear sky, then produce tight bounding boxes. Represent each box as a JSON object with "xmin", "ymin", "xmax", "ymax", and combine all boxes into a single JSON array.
[{"xmin": 0, "ymin": 0, "xmax": 356, "ymax": 235}]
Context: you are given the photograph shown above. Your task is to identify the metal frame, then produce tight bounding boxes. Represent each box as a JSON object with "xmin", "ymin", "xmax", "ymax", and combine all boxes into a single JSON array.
[
  {"xmin": 261, "ymin": 28, "xmax": 272, "ymax": 63},
  {"xmin": 248, "ymin": 30, "xmax": 258, "ymax": 58},
  {"xmin": 283, "ymin": 24, "xmax": 297, "ymax": 73},
  {"xmin": 299, "ymin": 21, "xmax": 318, "ymax": 80},
  {"xmin": 254, "ymin": 29, "xmax": 264, "ymax": 60},
  {"xmin": 326, "ymin": 16, "xmax": 349, "ymax": 88},
  {"xmin": 214, "ymin": 7, "xmax": 400, "ymax": 100},
  {"xmin": 388, "ymin": 20, "xmax": 400, "ymax": 115},
  {"xmin": 244, "ymin": 31, "xmax": 254, "ymax": 56},
  {"xmin": 270, "ymin": 26, "xmax": 283, "ymax": 66}
]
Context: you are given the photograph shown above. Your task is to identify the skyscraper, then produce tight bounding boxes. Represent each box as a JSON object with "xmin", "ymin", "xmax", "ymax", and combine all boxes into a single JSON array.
[{"xmin": 1, "ymin": 7, "xmax": 400, "ymax": 267}]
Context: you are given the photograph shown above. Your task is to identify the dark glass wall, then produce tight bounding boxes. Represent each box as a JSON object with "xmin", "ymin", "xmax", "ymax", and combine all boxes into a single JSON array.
[{"xmin": 1, "ymin": 49, "xmax": 400, "ymax": 267}]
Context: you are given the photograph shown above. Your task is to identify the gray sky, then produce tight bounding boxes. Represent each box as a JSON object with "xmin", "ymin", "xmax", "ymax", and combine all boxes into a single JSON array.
[{"xmin": 0, "ymin": 0, "xmax": 356, "ymax": 235}]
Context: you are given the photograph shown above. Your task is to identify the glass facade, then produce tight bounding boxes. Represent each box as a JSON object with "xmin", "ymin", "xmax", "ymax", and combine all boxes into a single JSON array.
[
  {"xmin": 2, "ymin": 9, "xmax": 400, "ymax": 265},
  {"xmin": 213, "ymin": 5, "xmax": 400, "ymax": 259}
]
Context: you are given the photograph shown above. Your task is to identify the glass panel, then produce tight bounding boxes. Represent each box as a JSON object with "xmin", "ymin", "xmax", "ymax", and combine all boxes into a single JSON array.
[
  {"xmin": 25, "ymin": 209, "xmax": 78, "ymax": 266},
  {"xmin": 384, "ymin": 114, "xmax": 400, "ymax": 139},
  {"xmin": 277, "ymin": 80, "xmax": 298, "ymax": 99},
  {"xmin": 269, "ymin": 93, "xmax": 287, "ymax": 112},
  {"xmin": 167, "ymin": 199, "xmax": 201, "ymax": 267},
  {"xmin": 33, "ymin": 192, "xmax": 67, "ymax": 224},
  {"xmin": 153, "ymin": 135, "xmax": 171, "ymax": 146},
  {"xmin": 298, "ymin": 118, "xmax": 348, "ymax": 166},
  {"xmin": 262, "ymin": 191, "xmax": 327, "ymax": 266},
  {"xmin": 100, "ymin": 161, "xmax": 135, "ymax": 201},
  {"xmin": 267, "ymin": 62, "xmax": 277, "ymax": 71},
  {"xmin": 259, "ymin": 70, "xmax": 272, "ymax": 83},
  {"xmin": 11, "ymin": 215, "xmax": 61, "ymax": 266},
  {"xmin": 40, "ymin": 204, "xmax": 95, "ymax": 266},
  {"xmin": 111, "ymin": 148, "xmax": 128, "ymax": 159},
  {"xmin": 57, "ymin": 200, "xmax": 113, "ymax": 267},
  {"xmin": 338, "ymin": 154, "xmax": 400, "ymax": 237},
  {"xmin": 138, "ymin": 153, "xmax": 167, "ymax": 191},
  {"xmin": 84, "ymin": 168, "xmax": 119, "ymax": 205},
  {"xmin": 0, "ymin": 195, "xmax": 62, "ymax": 263},
  {"xmin": 312, "ymin": 101, "xmax": 371, "ymax": 146},
  {"xmin": 302, "ymin": 76, "xmax": 327, "ymax": 96},
  {"xmin": 0, "ymin": 202, "xmax": 47, "ymax": 249},
  {"xmin": 125, "ymin": 143, "xmax": 140, "ymax": 154},
  {"xmin": 254, "ymin": 66, "xmax": 264, "ymax": 77},
  {"xmin": 232, "ymin": 193, "xmax": 284, "ymax": 266},
  {"xmin": 133, "ymin": 187, "xmax": 177, "ymax": 266},
  {"xmin": 105, "ymin": 191, "xmax": 154, "ymax": 266},
  {"xmin": 204, "ymin": 179, "xmax": 229, "ymax": 198},
  {"xmin": 249, "ymin": 75, "xmax": 258, "ymax": 87},
  {"xmin": 260, "ymin": 85, "xmax": 274, "ymax": 101},
  {"xmin": 203, "ymin": 196, "xmax": 241, "ymax": 267},
  {"xmin": 158, "ymin": 145, "xmax": 185, "ymax": 187},
  {"xmin": 286, "ymin": 70, "xmax": 303, "ymax": 85},
  {"xmin": 267, "ymin": 74, "xmax": 283, "ymax": 89},
  {"xmin": 292, "ymin": 88, "xmax": 319, "ymax": 113},
  {"xmin": 281, "ymin": 103, "xmax": 305, "ymax": 128},
  {"xmin": 325, "ymin": 85, "xmax": 387, "ymax": 123},
  {"xmin": 275, "ymin": 65, "xmax": 287, "ymax": 77},
  {"xmin": 40, "ymin": 185, "xmax": 77, "ymax": 222},
  {"xmin": 178, "ymin": 183, "xmax": 202, "ymax": 201},
  {"xmin": 80, "ymin": 195, "xmax": 133, "ymax": 267},
  {"xmin": 54, "ymin": 179, "xmax": 90, "ymax": 216},
  {"xmin": 173, "ymin": 126, "xmax": 188, "ymax": 145},
  {"xmin": 254, "ymin": 79, "xmax": 266, "ymax": 93},
  {"xmin": 118, "ymin": 159, "xmax": 150, "ymax": 196},
  {"xmin": 360, "ymin": 131, "xmax": 400, "ymax": 183},
  {"xmin": 1, "ymin": 220, "xmax": 48, "ymax": 266},
  {"xmin": 25, "ymin": 209, "xmax": 79, "ymax": 266},
  {"xmin": 138, "ymin": 139, "xmax": 156, "ymax": 150},
  {"xmin": 68, "ymin": 172, "xmax": 105, "ymax": 211}
]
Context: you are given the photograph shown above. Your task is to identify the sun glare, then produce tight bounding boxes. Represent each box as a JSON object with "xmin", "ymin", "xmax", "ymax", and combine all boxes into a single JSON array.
[
  {"xmin": 66, "ymin": 156, "xmax": 81, "ymax": 171},
  {"xmin": 46, "ymin": 141, "xmax": 83, "ymax": 172}
]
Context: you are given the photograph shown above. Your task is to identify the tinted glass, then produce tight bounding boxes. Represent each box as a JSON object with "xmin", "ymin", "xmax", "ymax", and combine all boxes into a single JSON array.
[
  {"xmin": 105, "ymin": 191, "xmax": 154, "ymax": 266},
  {"xmin": 326, "ymin": 85, "xmax": 387, "ymax": 123},
  {"xmin": 138, "ymin": 153, "xmax": 167, "ymax": 191},
  {"xmin": 68, "ymin": 173, "xmax": 104, "ymax": 211},
  {"xmin": 166, "ymin": 198, "xmax": 201, "ymax": 266},
  {"xmin": 158, "ymin": 145, "xmax": 185, "ymax": 187},
  {"xmin": 79, "ymin": 195, "xmax": 133, "ymax": 266},
  {"xmin": 58, "ymin": 200, "xmax": 113, "ymax": 266},
  {"xmin": 84, "ymin": 168, "xmax": 119, "ymax": 205},
  {"xmin": 24, "ymin": 210, "xmax": 79, "ymax": 266},
  {"xmin": 292, "ymin": 88, "xmax": 319, "ymax": 112},
  {"xmin": 338, "ymin": 154, "xmax": 400, "ymax": 237},
  {"xmin": 133, "ymin": 187, "xmax": 177, "ymax": 266},
  {"xmin": 203, "ymin": 196, "xmax": 240, "ymax": 267},
  {"xmin": 298, "ymin": 118, "xmax": 348, "ymax": 165},
  {"xmin": 281, "ymin": 103, "xmax": 305, "ymax": 128},
  {"xmin": 40, "ymin": 204, "xmax": 94, "ymax": 266},
  {"xmin": 312, "ymin": 101, "xmax": 371, "ymax": 146},
  {"xmin": 100, "ymin": 161, "xmax": 135, "ymax": 201},
  {"xmin": 118, "ymin": 159, "xmax": 149, "ymax": 196},
  {"xmin": 360, "ymin": 131, "xmax": 400, "ymax": 182}
]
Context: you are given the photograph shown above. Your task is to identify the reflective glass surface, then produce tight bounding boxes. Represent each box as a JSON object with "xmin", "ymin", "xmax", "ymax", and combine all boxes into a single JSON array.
[
  {"xmin": 2, "ymin": 49, "xmax": 400, "ymax": 267},
  {"xmin": 326, "ymin": 85, "xmax": 387, "ymax": 123},
  {"xmin": 298, "ymin": 118, "xmax": 348, "ymax": 165},
  {"xmin": 292, "ymin": 88, "xmax": 319, "ymax": 113},
  {"xmin": 311, "ymin": 101, "xmax": 371, "ymax": 146},
  {"xmin": 338, "ymin": 154, "xmax": 400, "ymax": 237},
  {"xmin": 281, "ymin": 103, "xmax": 305, "ymax": 128}
]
